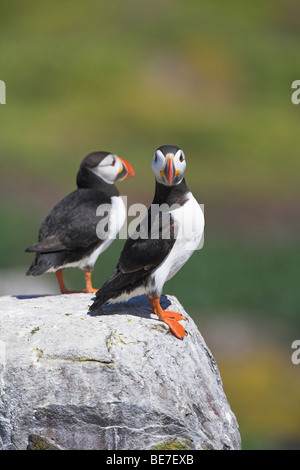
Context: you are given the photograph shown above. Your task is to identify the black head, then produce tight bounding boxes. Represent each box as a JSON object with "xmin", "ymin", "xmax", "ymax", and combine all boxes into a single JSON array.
[
  {"xmin": 156, "ymin": 145, "xmax": 181, "ymax": 156},
  {"xmin": 76, "ymin": 151, "xmax": 135, "ymax": 189},
  {"xmin": 152, "ymin": 145, "xmax": 186, "ymax": 186}
]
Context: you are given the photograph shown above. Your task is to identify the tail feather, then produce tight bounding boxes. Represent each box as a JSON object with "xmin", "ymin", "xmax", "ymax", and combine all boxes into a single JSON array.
[
  {"xmin": 89, "ymin": 274, "xmax": 123, "ymax": 311},
  {"xmin": 26, "ymin": 253, "xmax": 54, "ymax": 276},
  {"xmin": 90, "ymin": 266, "xmax": 148, "ymax": 312},
  {"xmin": 89, "ymin": 292, "xmax": 112, "ymax": 311}
]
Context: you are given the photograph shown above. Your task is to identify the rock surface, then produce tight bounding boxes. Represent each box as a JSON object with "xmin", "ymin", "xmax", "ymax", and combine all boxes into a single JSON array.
[{"xmin": 0, "ymin": 293, "xmax": 241, "ymax": 450}]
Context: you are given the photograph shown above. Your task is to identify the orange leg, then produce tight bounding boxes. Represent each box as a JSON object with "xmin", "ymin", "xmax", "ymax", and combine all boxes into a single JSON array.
[
  {"xmin": 147, "ymin": 296, "xmax": 186, "ymax": 321},
  {"xmin": 56, "ymin": 269, "xmax": 98, "ymax": 294},
  {"xmin": 148, "ymin": 296, "xmax": 156, "ymax": 312},
  {"xmin": 82, "ymin": 270, "xmax": 98, "ymax": 294},
  {"xmin": 55, "ymin": 270, "xmax": 78, "ymax": 294},
  {"xmin": 147, "ymin": 296, "xmax": 186, "ymax": 340}
]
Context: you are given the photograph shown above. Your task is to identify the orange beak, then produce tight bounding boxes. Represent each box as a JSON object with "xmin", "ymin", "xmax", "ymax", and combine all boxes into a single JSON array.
[
  {"xmin": 167, "ymin": 156, "xmax": 173, "ymax": 185},
  {"xmin": 117, "ymin": 157, "xmax": 135, "ymax": 181},
  {"xmin": 164, "ymin": 155, "xmax": 174, "ymax": 185}
]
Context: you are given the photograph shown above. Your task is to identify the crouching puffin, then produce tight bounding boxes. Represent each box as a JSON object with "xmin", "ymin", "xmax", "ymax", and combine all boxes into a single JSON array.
[
  {"xmin": 90, "ymin": 145, "xmax": 204, "ymax": 340},
  {"xmin": 25, "ymin": 151, "xmax": 135, "ymax": 293}
]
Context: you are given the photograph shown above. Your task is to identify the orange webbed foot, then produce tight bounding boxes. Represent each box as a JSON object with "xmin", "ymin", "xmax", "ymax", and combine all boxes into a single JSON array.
[
  {"xmin": 161, "ymin": 316, "xmax": 187, "ymax": 340},
  {"xmin": 147, "ymin": 296, "xmax": 187, "ymax": 340},
  {"xmin": 81, "ymin": 287, "xmax": 98, "ymax": 294},
  {"xmin": 162, "ymin": 310, "xmax": 186, "ymax": 322}
]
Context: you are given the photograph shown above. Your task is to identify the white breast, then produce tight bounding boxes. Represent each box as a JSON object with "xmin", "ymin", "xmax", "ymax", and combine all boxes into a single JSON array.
[
  {"xmin": 148, "ymin": 192, "xmax": 204, "ymax": 295},
  {"xmin": 106, "ymin": 196, "xmax": 127, "ymax": 244}
]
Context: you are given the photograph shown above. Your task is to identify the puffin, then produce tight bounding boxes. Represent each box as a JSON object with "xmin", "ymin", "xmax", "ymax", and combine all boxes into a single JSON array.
[
  {"xmin": 90, "ymin": 145, "xmax": 204, "ymax": 340},
  {"xmin": 25, "ymin": 151, "xmax": 135, "ymax": 294}
]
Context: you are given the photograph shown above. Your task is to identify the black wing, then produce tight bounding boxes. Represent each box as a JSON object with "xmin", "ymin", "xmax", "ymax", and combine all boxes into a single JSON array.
[
  {"xmin": 25, "ymin": 188, "xmax": 111, "ymax": 253},
  {"xmin": 91, "ymin": 209, "xmax": 176, "ymax": 307}
]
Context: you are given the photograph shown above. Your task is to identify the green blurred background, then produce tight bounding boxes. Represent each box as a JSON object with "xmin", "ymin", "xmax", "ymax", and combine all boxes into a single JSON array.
[{"xmin": 1, "ymin": 0, "xmax": 300, "ymax": 449}]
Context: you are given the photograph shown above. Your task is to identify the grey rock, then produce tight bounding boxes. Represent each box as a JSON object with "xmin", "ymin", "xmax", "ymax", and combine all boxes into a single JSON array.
[{"xmin": 0, "ymin": 293, "xmax": 241, "ymax": 450}]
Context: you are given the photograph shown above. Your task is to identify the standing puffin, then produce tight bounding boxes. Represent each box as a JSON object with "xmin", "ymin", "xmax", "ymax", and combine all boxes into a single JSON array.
[
  {"xmin": 90, "ymin": 145, "xmax": 204, "ymax": 340},
  {"xmin": 25, "ymin": 151, "xmax": 135, "ymax": 294}
]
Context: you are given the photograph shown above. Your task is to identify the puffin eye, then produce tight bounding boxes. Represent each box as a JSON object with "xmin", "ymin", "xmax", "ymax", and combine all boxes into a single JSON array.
[
  {"xmin": 179, "ymin": 153, "xmax": 184, "ymax": 162},
  {"xmin": 154, "ymin": 153, "xmax": 158, "ymax": 163},
  {"xmin": 111, "ymin": 157, "xmax": 116, "ymax": 166}
]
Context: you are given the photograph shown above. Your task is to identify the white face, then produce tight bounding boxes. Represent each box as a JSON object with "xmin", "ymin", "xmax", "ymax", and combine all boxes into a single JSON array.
[
  {"xmin": 151, "ymin": 148, "xmax": 186, "ymax": 186},
  {"xmin": 90, "ymin": 154, "xmax": 124, "ymax": 184}
]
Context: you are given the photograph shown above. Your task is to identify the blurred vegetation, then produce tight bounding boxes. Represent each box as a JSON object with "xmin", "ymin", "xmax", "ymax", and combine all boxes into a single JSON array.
[{"xmin": 1, "ymin": 0, "xmax": 300, "ymax": 449}]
